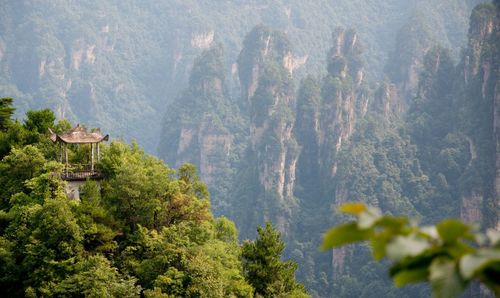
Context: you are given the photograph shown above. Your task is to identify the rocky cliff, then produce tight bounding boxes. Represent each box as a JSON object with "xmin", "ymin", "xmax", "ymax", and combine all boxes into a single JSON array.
[
  {"xmin": 233, "ymin": 26, "xmax": 300, "ymax": 235},
  {"xmin": 457, "ymin": 2, "xmax": 499, "ymax": 228},
  {"xmin": 153, "ymin": 3, "xmax": 495, "ymax": 297},
  {"xmin": 494, "ymin": 1, "xmax": 500, "ymax": 230},
  {"xmin": 1, "ymin": 0, "xmax": 480, "ymax": 152},
  {"xmin": 159, "ymin": 46, "xmax": 244, "ymax": 213},
  {"xmin": 386, "ymin": 0, "xmax": 483, "ymax": 102}
]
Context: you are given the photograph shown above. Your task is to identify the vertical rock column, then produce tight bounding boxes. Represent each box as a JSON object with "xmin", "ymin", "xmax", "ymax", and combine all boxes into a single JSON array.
[{"xmin": 237, "ymin": 25, "xmax": 300, "ymax": 234}]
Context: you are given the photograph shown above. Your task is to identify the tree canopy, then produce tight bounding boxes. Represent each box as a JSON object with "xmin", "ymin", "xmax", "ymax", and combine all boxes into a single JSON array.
[{"xmin": 0, "ymin": 99, "xmax": 306, "ymax": 297}]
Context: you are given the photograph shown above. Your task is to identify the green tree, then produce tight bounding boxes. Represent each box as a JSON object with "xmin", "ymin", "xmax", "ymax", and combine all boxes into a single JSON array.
[
  {"xmin": 120, "ymin": 222, "xmax": 253, "ymax": 297},
  {"xmin": 241, "ymin": 222, "xmax": 308, "ymax": 297},
  {"xmin": 74, "ymin": 180, "xmax": 118, "ymax": 253},
  {"xmin": 4, "ymin": 198, "xmax": 84, "ymax": 296},
  {"xmin": 0, "ymin": 145, "xmax": 46, "ymax": 209},
  {"xmin": 23, "ymin": 109, "xmax": 56, "ymax": 135},
  {"xmin": 322, "ymin": 203, "xmax": 500, "ymax": 298},
  {"xmin": 0, "ymin": 97, "xmax": 15, "ymax": 131},
  {"xmin": 54, "ymin": 254, "xmax": 141, "ymax": 298}
]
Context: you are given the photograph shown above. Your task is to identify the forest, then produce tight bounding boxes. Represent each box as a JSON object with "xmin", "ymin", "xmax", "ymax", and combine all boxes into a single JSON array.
[
  {"xmin": 1, "ymin": 0, "xmax": 500, "ymax": 297},
  {"xmin": 0, "ymin": 99, "xmax": 307, "ymax": 297}
]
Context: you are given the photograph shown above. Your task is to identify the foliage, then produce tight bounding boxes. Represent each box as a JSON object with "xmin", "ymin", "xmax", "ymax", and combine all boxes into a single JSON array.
[
  {"xmin": 322, "ymin": 203, "xmax": 500, "ymax": 297},
  {"xmin": 242, "ymin": 222, "xmax": 308, "ymax": 297},
  {"xmin": 0, "ymin": 1, "xmax": 492, "ymax": 297},
  {"xmin": 0, "ymin": 145, "xmax": 46, "ymax": 209},
  {"xmin": 23, "ymin": 109, "xmax": 55, "ymax": 134},
  {"xmin": 54, "ymin": 254, "xmax": 141, "ymax": 298},
  {"xmin": 0, "ymin": 100, "xmax": 280, "ymax": 297},
  {"xmin": 0, "ymin": 97, "xmax": 15, "ymax": 131}
]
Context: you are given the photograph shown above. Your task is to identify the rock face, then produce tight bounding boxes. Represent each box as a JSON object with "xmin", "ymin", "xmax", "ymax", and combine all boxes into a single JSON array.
[
  {"xmin": 295, "ymin": 28, "xmax": 367, "ymax": 193},
  {"xmin": 372, "ymin": 83, "xmax": 402, "ymax": 120},
  {"xmin": 294, "ymin": 27, "xmax": 375, "ymax": 281},
  {"xmin": 386, "ymin": 1, "xmax": 479, "ymax": 102},
  {"xmin": 496, "ymin": 72, "xmax": 500, "ymax": 230},
  {"xmin": 154, "ymin": 4, "xmax": 498, "ymax": 295},
  {"xmin": 458, "ymin": 3, "xmax": 499, "ymax": 227},
  {"xmin": 159, "ymin": 46, "xmax": 242, "ymax": 212},
  {"xmin": 235, "ymin": 26, "xmax": 300, "ymax": 235},
  {"xmin": 237, "ymin": 25, "xmax": 293, "ymax": 105},
  {"xmin": 191, "ymin": 31, "xmax": 215, "ymax": 49}
]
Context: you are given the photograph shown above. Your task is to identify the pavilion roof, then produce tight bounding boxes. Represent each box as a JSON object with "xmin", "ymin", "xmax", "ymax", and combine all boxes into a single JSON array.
[{"xmin": 49, "ymin": 124, "xmax": 109, "ymax": 144}]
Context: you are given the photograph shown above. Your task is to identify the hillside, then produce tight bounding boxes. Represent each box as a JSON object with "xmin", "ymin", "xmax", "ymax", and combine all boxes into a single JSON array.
[
  {"xmin": 0, "ymin": 0, "xmax": 481, "ymax": 151},
  {"xmin": 1, "ymin": 1, "xmax": 497, "ymax": 297}
]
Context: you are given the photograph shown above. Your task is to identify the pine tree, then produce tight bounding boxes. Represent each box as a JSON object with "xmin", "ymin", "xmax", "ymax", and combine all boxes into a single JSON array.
[
  {"xmin": 0, "ymin": 97, "xmax": 15, "ymax": 131},
  {"xmin": 241, "ymin": 222, "xmax": 308, "ymax": 297}
]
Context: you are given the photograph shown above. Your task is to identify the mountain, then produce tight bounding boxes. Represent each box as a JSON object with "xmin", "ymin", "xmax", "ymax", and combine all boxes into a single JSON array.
[
  {"xmin": 159, "ymin": 1, "xmax": 499, "ymax": 297},
  {"xmin": 1, "ymin": 1, "xmax": 497, "ymax": 297},
  {"xmin": 0, "ymin": 0, "xmax": 480, "ymax": 152}
]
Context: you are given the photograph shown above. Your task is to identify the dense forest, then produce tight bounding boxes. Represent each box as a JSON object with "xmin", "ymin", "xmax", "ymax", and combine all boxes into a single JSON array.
[
  {"xmin": 0, "ymin": 100, "xmax": 308, "ymax": 297},
  {"xmin": 1, "ymin": 0, "xmax": 500, "ymax": 297}
]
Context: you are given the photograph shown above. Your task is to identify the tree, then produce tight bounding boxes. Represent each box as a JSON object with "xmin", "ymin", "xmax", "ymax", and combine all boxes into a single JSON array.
[
  {"xmin": 54, "ymin": 254, "xmax": 141, "ymax": 298},
  {"xmin": 23, "ymin": 109, "xmax": 55, "ymax": 134},
  {"xmin": 0, "ymin": 145, "xmax": 46, "ymax": 209},
  {"xmin": 241, "ymin": 222, "xmax": 308, "ymax": 297},
  {"xmin": 3, "ymin": 198, "xmax": 84, "ymax": 296},
  {"xmin": 0, "ymin": 97, "xmax": 15, "ymax": 131},
  {"xmin": 322, "ymin": 203, "xmax": 500, "ymax": 298}
]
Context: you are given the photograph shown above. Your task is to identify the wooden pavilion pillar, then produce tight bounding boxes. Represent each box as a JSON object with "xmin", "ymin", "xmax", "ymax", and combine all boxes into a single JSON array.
[
  {"xmin": 90, "ymin": 143, "xmax": 94, "ymax": 172},
  {"xmin": 97, "ymin": 142, "xmax": 100, "ymax": 161},
  {"xmin": 59, "ymin": 142, "xmax": 63, "ymax": 162},
  {"xmin": 64, "ymin": 143, "xmax": 68, "ymax": 174}
]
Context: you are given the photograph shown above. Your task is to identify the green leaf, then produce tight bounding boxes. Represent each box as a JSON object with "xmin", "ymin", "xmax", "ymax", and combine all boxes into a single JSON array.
[
  {"xmin": 486, "ymin": 229, "xmax": 500, "ymax": 246},
  {"xmin": 370, "ymin": 230, "xmax": 394, "ymax": 261},
  {"xmin": 338, "ymin": 203, "xmax": 367, "ymax": 215},
  {"xmin": 393, "ymin": 267, "xmax": 428, "ymax": 287},
  {"xmin": 419, "ymin": 226, "xmax": 439, "ymax": 240},
  {"xmin": 429, "ymin": 257, "xmax": 466, "ymax": 298},
  {"xmin": 386, "ymin": 235, "xmax": 430, "ymax": 261},
  {"xmin": 446, "ymin": 242, "xmax": 474, "ymax": 259},
  {"xmin": 374, "ymin": 216, "xmax": 408, "ymax": 230},
  {"xmin": 321, "ymin": 222, "xmax": 372, "ymax": 250},
  {"xmin": 436, "ymin": 219, "xmax": 471, "ymax": 243},
  {"xmin": 460, "ymin": 249, "xmax": 500, "ymax": 279},
  {"xmin": 358, "ymin": 206, "xmax": 382, "ymax": 229}
]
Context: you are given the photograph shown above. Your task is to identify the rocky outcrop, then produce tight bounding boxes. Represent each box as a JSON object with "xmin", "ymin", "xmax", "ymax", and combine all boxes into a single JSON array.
[
  {"xmin": 236, "ymin": 26, "xmax": 299, "ymax": 235},
  {"xmin": 283, "ymin": 53, "xmax": 308, "ymax": 75},
  {"xmin": 191, "ymin": 31, "xmax": 215, "ymax": 49},
  {"xmin": 372, "ymin": 83, "xmax": 402, "ymax": 120},
  {"xmin": 387, "ymin": 1, "xmax": 476, "ymax": 103},
  {"xmin": 457, "ymin": 3, "xmax": 500, "ymax": 228},
  {"xmin": 237, "ymin": 25, "xmax": 293, "ymax": 104},
  {"xmin": 159, "ymin": 46, "xmax": 241, "ymax": 210},
  {"xmin": 294, "ymin": 28, "xmax": 371, "ymax": 281},
  {"xmin": 70, "ymin": 39, "xmax": 96, "ymax": 71},
  {"xmin": 198, "ymin": 120, "xmax": 232, "ymax": 185},
  {"xmin": 320, "ymin": 28, "xmax": 365, "ymax": 179}
]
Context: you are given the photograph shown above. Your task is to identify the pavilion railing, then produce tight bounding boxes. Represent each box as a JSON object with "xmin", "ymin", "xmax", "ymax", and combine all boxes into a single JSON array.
[{"xmin": 61, "ymin": 164, "xmax": 104, "ymax": 181}]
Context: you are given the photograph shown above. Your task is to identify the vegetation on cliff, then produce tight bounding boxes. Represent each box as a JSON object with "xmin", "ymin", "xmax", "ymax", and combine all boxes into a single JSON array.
[
  {"xmin": 0, "ymin": 98, "xmax": 306, "ymax": 297},
  {"xmin": 1, "ymin": 1, "xmax": 498, "ymax": 297}
]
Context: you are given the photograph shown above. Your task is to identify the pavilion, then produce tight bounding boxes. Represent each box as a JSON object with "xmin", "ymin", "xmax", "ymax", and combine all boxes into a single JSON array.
[{"xmin": 49, "ymin": 124, "xmax": 109, "ymax": 181}]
